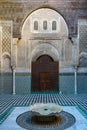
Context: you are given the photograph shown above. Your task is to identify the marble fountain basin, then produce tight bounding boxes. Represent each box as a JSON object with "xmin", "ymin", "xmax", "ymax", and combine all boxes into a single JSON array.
[
  {"xmin": 16, "ymin": 103, "xmax": 76, "ymax": 130},
  {"xmin": 29, "ymin": 103, "xmax": 62, "ymax": 115}
]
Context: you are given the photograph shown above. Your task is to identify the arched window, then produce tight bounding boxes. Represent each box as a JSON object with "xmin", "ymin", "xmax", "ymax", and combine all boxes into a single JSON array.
[
  {"xmin": 52, "ymin": 21, "xmax": 56, "ymax": 30},
  {"xmin": 34, "ymin": 21, "xmax": 38, "ymax": 30},
  {"xmin": 43, "ymin": 21, "xmax": 47, "ymax": 30}
]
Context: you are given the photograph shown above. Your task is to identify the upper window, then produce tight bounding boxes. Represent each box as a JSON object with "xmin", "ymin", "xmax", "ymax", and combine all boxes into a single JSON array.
[
  {"xmin": 52, "ymin": 21, "xmax": 57, "ymax": 30},
  {"xmin": 34, "ymin": 21, "xmax": 38, "ymax": 30},
  {"xmin": 43, "ymin": 21, "xmax": 47, "ymax": 30}
]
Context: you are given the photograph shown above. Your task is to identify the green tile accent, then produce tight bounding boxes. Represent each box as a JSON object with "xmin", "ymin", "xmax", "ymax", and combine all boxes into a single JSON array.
[{"xmin": 0, "ymin": 107, "xmax": 14, "ymax": 124}]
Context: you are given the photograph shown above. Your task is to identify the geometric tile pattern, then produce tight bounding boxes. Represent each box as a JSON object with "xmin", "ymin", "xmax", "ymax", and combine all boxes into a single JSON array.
[
  {"xmin": 0, "ymin": 94, "xmax": 87, "ymax": 117},
  {"xmin": 0, "ymin": 22, "xmax": 12, "ymax": 54},
  {"xmin": 2, "ymin": 25, "xmax": 11, "ymax": 54},
  {"xmin": 79, "ymin": 24, "xmax": 87, "ymax": 53}
]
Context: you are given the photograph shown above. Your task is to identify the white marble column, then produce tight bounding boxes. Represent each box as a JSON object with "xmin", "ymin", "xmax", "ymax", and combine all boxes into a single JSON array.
[
  {"xmin": 12, "ymin": 66, "xmax": 16, "ymax": 95},
  {"xmin": 74, "ymin": 67, "xmax": 77, "ymax": 94},
  {"xmin": 11, "ymin": 38, "xmax": 17, "ymax": 95}
]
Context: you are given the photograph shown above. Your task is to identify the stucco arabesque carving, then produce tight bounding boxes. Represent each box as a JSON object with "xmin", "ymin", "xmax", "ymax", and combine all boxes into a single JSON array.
[
  {"xmin": 79, "ymin": 52, "xmax": 87, "ymax": 59},
  {"xmin": 11, "ymin": 38, "xmax": 18, "ymax": 70},
  {"xmin": 31, "ymin": 43, "xmax": 59, "ymax": 62}
]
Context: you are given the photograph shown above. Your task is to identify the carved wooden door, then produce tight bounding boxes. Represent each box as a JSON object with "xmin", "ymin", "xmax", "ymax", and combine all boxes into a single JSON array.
[
  {"xmin": 31, "ymin": 55, "xmax": 59, "ymax": 92},
  {"xmin": 40, "ymin": 72, "xmax": 51, "ymax": 91}
]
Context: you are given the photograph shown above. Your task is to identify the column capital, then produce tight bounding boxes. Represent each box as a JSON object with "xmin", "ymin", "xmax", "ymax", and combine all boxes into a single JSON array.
[{"xmin": 11, "ymin": 66, "xmax": 16, "ymax": 71}]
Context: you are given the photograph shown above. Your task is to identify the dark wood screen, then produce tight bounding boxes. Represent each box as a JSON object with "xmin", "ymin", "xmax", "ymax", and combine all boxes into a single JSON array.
[{"xmin": 31, "ymin": 55, "xmax": 59, "ymax": 92}]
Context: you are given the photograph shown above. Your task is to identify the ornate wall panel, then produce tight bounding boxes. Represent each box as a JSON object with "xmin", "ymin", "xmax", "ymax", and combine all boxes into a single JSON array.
[
  {"xmin": 0, "ymin": 27, "xmax": 2, "ymax": 70},
  {"xmin": 0, "ymin": 0, "xmax": 86, "ymax": 37},
  {"xmin": 78, "ymin": 19, "xmax": 87, "ymax": 66},
  {"xmin": 78, "ymin": 19, "xmax": 87, "ymax": 53},
  {"xmin": 0, "ymin": 21, "xmax": 12, "ymax": 54},
  {"xmin": 0, "ymin": 21, "xmax": 12, "ymax": 71}
]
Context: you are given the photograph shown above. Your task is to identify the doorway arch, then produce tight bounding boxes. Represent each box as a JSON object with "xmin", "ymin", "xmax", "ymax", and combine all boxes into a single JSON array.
[
  {"xmin": 22, "ymin": 8, "xmax": 68, "ymax": 38},
  {"xmin": 36, "ymin": 54, "xmax": 54, "ymax": 62},
  {"xmin": 31, "ymin": 43, "xmax": 59, "ymax": 63}
]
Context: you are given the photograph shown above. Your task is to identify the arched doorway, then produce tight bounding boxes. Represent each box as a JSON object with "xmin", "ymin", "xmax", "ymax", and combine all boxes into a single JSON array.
[{"xmin": 31, "ymin": 55, "xmax": 59, "ymax": 93}]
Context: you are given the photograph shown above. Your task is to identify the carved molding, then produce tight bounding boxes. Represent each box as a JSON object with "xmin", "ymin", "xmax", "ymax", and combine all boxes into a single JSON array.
[
  {"xmin": 79, "ymin": 52, "xmax": 87, "ymax": 67},
  {"xmin": 31, "ymin": 43, "xmax": 59, "ymax": 62}
]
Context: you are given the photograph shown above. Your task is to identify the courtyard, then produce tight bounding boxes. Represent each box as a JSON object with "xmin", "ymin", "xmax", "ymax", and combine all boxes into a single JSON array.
[{"xmin": 0, "ymin": 94, "xmax": 87, "ymax": 130}]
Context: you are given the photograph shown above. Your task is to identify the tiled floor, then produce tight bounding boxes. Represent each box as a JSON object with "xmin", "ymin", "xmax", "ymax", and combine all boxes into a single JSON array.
[
  {"xmin": 0, "ymin": 94, "xmax": 87, "ymax": 129},
  {"xmin": 0, "ymin": 106, "xmax": 87, "ymax": 130}
]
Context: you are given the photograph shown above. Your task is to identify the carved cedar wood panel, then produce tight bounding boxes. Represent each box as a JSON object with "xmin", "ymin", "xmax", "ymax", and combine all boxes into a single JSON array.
[{"xmin": 31, "ymin": 55, "xmax": 59, "ymax": 92}]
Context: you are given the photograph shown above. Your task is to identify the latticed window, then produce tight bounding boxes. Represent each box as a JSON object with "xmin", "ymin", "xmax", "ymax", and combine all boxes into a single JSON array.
[
  {"xmin": 34, "ymin": 21, "xmax": 38, "ymax": 30},
  {"xmin": 52, "ymin": 21, "xmax": 56, "ymax": 30},
  {"xmin": 43, "ymin": 21, "xmax": 47, "ymax": 30}
]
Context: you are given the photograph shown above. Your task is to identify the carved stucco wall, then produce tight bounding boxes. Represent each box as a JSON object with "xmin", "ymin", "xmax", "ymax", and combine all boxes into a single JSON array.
[
  {"xmin": 16, "ymin": 8, "xmax": 72, "ymax": 72},
  {"xmin": 0, "ymin": 0, "xmax": 87, "ymax": 38},
  {"xmin": 22, "ymin": 8, "xmax": 68, "ymax": 38},
  {"xmin": 0, "ymin": 27, "xmax": 2, "ymax": 70},
  {"xmin": 31, "ymin": 43, "xmax": 59, "ymax": 61},
  {"xmin": 0, "ymin": 2, "xmax": 87, "ymax": 94},
  {"xmin": 0, "ymin": 21, "xmax": 12, "ymax": 72},
  {"xmin": 78, "ymin": 19, "xmax": 87, "ymax": 67},
  {"xmin": 0, "ymin": 8, "xmax": 79, "ymax": 73}
]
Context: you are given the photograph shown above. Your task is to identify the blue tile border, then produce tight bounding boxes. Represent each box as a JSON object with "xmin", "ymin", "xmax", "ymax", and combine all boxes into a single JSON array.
[{"xmin": 0, "ymin": 107, "xmax": 14, "ymax": 124}]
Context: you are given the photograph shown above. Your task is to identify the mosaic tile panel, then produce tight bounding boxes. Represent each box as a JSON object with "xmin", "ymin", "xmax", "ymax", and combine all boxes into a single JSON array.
[
  {"xmin": 59, "ymin": 75, "xmax": 75, "ymax": 94},
  {"xmin": 1, "ymin": 73, "xmax": 87, "ymax": 94},
  {"xmin": 15, "ymin": 75, "xmax": 31, "ymax": 94},
  {"xmin": 77, "ymin": 75, "xmax": 87, "ymax": 93},
  {"xmin": 0, "ymin": 72, "xmax": 13, "ymax": 94}
]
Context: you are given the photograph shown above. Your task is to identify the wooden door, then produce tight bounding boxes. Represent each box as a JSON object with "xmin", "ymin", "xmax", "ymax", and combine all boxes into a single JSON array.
[
  {"xmin": 40, "ymin": 72, "xmax": 51, "ymax": 91},
  {"xmin": 31, "ymin": 55, "xmax": 59, "ymax": 92}
]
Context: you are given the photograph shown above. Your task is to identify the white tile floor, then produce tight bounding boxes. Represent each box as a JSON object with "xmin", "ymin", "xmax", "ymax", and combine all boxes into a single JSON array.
[{"xmin": 0, "ymin": 106, "xmax": 87, "ymax": 130}]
